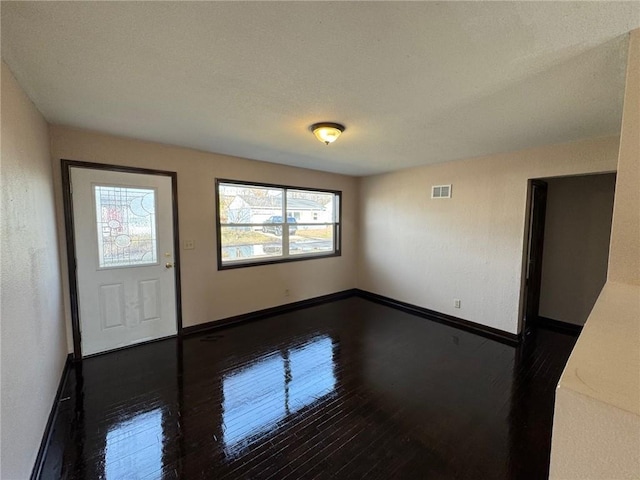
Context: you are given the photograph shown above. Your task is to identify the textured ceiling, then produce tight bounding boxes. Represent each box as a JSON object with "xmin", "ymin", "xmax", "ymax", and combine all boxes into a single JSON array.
[{"xmin": 2, "ymin": 2, "xmax": 639, "ymax": 176}]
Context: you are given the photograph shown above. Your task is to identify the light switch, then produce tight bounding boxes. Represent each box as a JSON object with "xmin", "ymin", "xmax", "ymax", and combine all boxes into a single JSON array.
[{"xmin": 184, "ymin": 240, "xmax": 195, "ymax": 250}]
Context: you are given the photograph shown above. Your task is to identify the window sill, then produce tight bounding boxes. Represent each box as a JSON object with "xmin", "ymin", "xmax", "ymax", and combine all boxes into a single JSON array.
[{"xmin": 218, "ymin": 251, "xmax": 341, "ymax": 270}]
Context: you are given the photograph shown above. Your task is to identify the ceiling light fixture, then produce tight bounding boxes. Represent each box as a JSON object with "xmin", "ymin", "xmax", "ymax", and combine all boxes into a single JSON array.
[{"xmin": 310, "ymin": 122, "xmax": 345, "ymax": 145}]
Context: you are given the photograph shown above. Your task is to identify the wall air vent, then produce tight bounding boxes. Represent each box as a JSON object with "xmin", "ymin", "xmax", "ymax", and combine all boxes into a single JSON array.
[{"xmin": 431, "ymin": 184, "xmax": 452, "ymax": 199}]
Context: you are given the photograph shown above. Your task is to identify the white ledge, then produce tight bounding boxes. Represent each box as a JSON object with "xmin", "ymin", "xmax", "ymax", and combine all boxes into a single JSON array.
[{"xmin": 558, "ymin": 281, "xmax": 640, "ymax": 416}]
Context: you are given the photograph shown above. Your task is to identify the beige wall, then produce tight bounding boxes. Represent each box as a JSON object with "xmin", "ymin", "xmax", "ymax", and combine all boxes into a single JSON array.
[
  {"xmin": 49, "ymin": 126, "xmax": 359, "ymax": 352},
  {"xmin": 358, "ymin": 137, "xmax": 618, "ymax": 334},
  {"xmin": 550, "ymin": 283, "xmax": 640, "ymax": 479},
  {"xmin": 0, "ymin": 62, "xmax": 68, "ymax": 478},
  {"xmin": 550, "ymin": 29, "xmax": 640, "ymax": 479},
  {"xmin": 608, "ymin": 32, "xmax": 640, "ymax": 287},
  {"xmin": 539, "ymin": 174, "xmax": 615, "ymax": 326}
]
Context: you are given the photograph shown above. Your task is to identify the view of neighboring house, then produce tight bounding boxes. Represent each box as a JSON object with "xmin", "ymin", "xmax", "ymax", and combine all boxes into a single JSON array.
[{"xmin": 225, "ymin": 194, "xmax": 332, "ymax": 227}]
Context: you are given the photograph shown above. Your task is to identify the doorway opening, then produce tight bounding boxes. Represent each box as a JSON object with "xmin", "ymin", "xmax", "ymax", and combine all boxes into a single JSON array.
[{"xmin": 520, "ymin": 173, "xmax": 616, "ymax": 335}]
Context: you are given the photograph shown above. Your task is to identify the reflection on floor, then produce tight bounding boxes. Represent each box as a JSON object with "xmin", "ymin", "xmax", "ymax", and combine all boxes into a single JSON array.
[
  {"xmin": 105, "ymin": 409, "xmax": 163, "ymax": 479},
  {"xmin": 40, "ymin": 297, "xmax": 578, "ymax": 479},
  {"xmin": 223, "ymin": 335, "xmax": 336, "ymax": 456}
]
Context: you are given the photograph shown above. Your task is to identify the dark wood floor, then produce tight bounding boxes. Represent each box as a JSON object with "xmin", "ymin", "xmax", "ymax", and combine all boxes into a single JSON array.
[{"xmin": 41, "ymin": 297, "xmax": 577, "ymax": 479}]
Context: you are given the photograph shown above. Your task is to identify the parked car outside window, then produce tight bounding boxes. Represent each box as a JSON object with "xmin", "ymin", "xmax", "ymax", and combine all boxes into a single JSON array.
[{"xmin": 262, "ymin": 216, "xmax": 297, "ymax": 236}]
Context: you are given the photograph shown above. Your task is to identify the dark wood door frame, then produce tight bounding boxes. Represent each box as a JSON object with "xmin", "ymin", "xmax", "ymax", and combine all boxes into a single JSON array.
[
  {"xmin": 61, "ymin": 159, "xmax": 183, "ymax": 361},
  {"xmin": 522, "ymin": 179, "xmax": 548, "ymax": 333}
]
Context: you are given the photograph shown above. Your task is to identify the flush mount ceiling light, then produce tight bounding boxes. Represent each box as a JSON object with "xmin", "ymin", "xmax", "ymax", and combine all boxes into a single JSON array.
[{"xmin": 310, "ymin": 122, "xmax": 345, "ymax": 145}]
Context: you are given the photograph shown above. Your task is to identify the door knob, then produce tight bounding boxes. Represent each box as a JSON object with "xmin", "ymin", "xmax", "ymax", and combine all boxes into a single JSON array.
[{"xmin": 165, "ymin": 262, "xmax": 174, "ymax": 269}]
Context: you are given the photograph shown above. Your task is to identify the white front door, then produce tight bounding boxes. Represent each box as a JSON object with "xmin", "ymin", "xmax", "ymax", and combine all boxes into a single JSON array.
[{"xmin": 70, "ymin": 167, "xmax": 177, "ymax": 356}]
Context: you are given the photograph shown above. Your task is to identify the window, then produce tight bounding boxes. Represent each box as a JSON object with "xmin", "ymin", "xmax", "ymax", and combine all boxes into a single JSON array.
[
  {"xmin": 94, "ymin": 185, "xmax": 158, "ymax": 268},
  {"xmin": 216, "ymin": 179, "xmax": 341, "ymax": 269}
]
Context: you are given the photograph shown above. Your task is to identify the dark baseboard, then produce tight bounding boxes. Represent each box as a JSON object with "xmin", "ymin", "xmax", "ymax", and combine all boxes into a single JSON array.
[
  {"xmin": 536, "ymin": 316, "xmax": 583, "ymax": 336},
  {"xmin": 182, "ymin": 287, "xmax": 521, "ymax": 346},
  {"xmin": 31, "ymin": 353, "xmax": 72, "ymax": 480},
  {"xmin": 354, "ymin": 289, "xmax": 521, "ymax": 346},
  {"xmin": 182, "ymin": 289, "xmax": 359, "ymax": 336},
  {"xmin": 82, "ymin": 334, "xmax": 178, "ymax": 360}
]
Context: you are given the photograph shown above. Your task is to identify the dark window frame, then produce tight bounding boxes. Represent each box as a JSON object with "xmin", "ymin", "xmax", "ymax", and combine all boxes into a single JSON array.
[{"xmin": 215, "ymin": 179, "xmax": 342, "ymax": 270}]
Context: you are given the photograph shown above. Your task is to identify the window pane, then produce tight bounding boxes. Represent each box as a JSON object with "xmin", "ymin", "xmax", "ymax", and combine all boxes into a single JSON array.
[
  {"xmin": 286, "ymin": 190, "xmax": 334, "ymax": 224},
  {"xmin": 216, "ymin": 180, "xmax": 341, "ymax": 268},
  {"xmin": 94, "ymin": 185, "xmax": 158, "ymax": 268},
  {"xmin": 219, "ymin": 184, "xmax": 282, "ymax": 225},
  {"xmin": 289, "ymin": 224, "xmax": 334, "ymax": 255},
  {"xmin": 220, "ymin": 226, "xmax": 282, "ymax": 263}
]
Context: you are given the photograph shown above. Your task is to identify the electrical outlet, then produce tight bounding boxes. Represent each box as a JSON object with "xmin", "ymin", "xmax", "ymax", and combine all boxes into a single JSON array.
[
  {"xmin": 284, "ymin": 289, "xmax": 290, "ymax": 297},
  {"xmin": 184, "ymin": 240, "xmax": 195, "ymax": 250},
  {"xmin": 454, "ymin": 299, "xmax": 461, "ymax": 309}
]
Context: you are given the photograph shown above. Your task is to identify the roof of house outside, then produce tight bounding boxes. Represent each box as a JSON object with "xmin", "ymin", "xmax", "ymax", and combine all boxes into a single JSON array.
[{"xmin": 238, "ymin": 195, "xmax": 324, "ymax": 211}]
